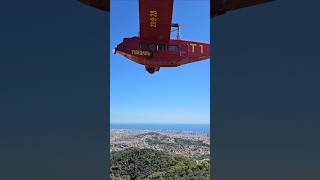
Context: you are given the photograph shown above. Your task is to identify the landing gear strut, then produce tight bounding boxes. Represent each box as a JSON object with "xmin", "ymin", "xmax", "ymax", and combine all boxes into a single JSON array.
[{"xmin": 146, "ymin": 67, "xmax": 155, "ymax": 74}]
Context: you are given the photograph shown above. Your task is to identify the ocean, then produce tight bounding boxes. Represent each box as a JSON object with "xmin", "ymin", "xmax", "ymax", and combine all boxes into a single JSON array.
[{"xmin": 110, "ymin": 123, "xmax": 210, "ymax": 133}]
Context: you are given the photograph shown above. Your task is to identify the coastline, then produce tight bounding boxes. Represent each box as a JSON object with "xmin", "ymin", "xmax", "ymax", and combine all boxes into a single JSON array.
[{"xmin": 110, "ymin": 123, "xmax": 210, "ymax": 133}]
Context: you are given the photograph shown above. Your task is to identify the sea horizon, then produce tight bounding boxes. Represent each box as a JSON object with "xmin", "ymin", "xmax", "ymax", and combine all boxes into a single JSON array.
[{"xmin": 110, "ymin": 123, "xmax": 210, "ymax": 133}]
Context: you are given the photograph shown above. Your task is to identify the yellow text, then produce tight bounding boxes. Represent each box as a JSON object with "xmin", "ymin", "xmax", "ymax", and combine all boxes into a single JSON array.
[
  {"xmin": 149, "ymin": 10, "xmax": 157, "ymax": 28},
  {"xmin": 189, "ymin": 43, "xmax": 204, "ymax": 54},
  {"xmin": 131, "ymin": 50, "xmax": 151, "ymax": 56}
]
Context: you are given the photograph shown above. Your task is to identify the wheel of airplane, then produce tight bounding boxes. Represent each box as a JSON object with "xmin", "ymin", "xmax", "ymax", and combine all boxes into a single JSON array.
[{"xmin": 146, "ymin": 67, "xmax": 155, "ymax": 74}]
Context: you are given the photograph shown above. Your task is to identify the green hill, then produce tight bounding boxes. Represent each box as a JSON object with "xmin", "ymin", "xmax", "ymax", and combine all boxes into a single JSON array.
[{"xmin": 110, "ymin": 148, "xmax": 210, "ymax": 180}]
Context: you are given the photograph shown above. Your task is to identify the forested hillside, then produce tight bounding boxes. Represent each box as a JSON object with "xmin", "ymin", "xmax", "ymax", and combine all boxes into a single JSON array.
[{"xmin": 110, "ymin": 148, "xmax": 210, "ymax": 180}]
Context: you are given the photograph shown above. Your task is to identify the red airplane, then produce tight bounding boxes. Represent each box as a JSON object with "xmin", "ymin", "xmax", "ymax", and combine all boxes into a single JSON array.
[
  {"xmin": 80, "ymin": 0, "xmax": 210, "ymax": 74},
  {"xmin": 114, "ymin": 0, "xmax": 211, "ymax": 74},
  {"xmin": 79, "ymin": 0, "xmax": 274, "ymax": 73}
]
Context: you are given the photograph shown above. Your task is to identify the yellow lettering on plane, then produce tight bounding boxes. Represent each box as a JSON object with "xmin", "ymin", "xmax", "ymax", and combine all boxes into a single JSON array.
[
  {"xmin": 150, "ymin": 21, "xmax": 157, "ymax": 28},
  {"xmin": 189, "ymin": 43, "xmax": 204, "ymax": 54},
  {"xmin": 189, "ymin": 43, "xmax": 197, "ymax": 53},
  {"xmin": 131, "ymin": 50, "xmax": 151, "ymax": 56},
  {"xmin": 150, "ymin": 11, "xmax": 157, "ymax": 17},
  {"xmin": 149, "ymin": 10, "xmax": 158, "ymax": 28},
  {"xmin": 199, "ymin": 44, "xmax": 204, "ymax": 54}
]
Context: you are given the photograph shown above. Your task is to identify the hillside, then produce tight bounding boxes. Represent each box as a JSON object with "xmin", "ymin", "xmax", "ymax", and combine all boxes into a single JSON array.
[{"xmin": 110, "ymin": 148, "xmax": 210, "ymax": 180}]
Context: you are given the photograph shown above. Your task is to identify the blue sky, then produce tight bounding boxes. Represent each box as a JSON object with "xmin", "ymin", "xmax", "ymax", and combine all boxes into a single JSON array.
[{"xmin": 110, "ymin": 0, "xmax": 210, "ymax": 124}]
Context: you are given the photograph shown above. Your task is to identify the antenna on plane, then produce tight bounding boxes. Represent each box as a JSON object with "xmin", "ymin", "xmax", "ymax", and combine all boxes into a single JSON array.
[{"xmin": 171, "ymin": 23, "xmax": 181, "ymax": 40}]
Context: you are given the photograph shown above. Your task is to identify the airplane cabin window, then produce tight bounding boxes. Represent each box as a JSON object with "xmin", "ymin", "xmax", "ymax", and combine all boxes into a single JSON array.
[
  {"xmin": 168, "ymin": 45, "xmax": 179, "ymax": 52},
  {"xmin": 139, "ymin": 43, "xmax": 149, "ymax": 49},
  {"xmin": 157, "ymin": 44, "xmax": 166, "ymax": 51}
]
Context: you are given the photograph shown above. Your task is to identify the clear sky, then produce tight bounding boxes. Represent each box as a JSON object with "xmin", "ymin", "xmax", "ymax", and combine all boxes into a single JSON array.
[{"xmin": 110, "ymin": 0, "xmax": 210, "ymax": 124}]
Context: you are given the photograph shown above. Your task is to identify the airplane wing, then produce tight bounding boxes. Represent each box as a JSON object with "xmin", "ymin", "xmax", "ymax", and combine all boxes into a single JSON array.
[
  {"xmin": 211, "ymin": 0, "xmax": 274, "ymax": 17},
  {"xmin": 139, "ymin": 0, "xmax": 174, "ymax": 44},
  {"xmin": 78, "ymin": 0, "xmax": 109, "ymax": 11}
]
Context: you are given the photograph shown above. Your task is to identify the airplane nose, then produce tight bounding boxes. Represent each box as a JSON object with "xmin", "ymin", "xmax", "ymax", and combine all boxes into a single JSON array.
[{"xmin": 112, "ymin": 48, "xmax": 117, "ymax": 54}]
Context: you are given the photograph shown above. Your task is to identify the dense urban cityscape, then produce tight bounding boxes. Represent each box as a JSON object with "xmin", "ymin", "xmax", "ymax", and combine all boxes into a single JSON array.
[{"xmin": 111, "ymin": 129, "xmax": 210, "ymax": 160}]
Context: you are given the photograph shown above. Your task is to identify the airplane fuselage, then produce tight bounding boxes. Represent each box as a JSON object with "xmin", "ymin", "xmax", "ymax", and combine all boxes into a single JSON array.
[{"xmin": 114, "ymin": 37, "xmax": 210, "ymax": 73}]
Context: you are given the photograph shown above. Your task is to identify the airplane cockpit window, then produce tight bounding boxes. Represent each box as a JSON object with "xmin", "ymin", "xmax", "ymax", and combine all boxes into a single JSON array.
[
  {"xmin": 168, "ymin": 45, "xmax": 179, "ymax": 52},
  {"xmin": 157, "ymin": 44, "xmax": 166, "ymax": 51},
  {"xmin": 139, "ymin": 43, "xmax": 149, "ymax": 49},
  {"xmin": 140, "ymin": 43, "xmax": 170, "ymax": 52}
]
